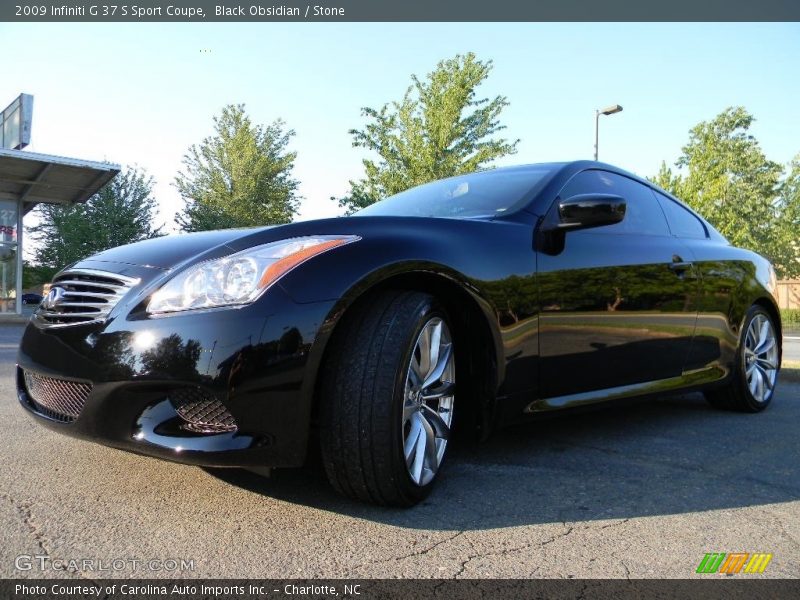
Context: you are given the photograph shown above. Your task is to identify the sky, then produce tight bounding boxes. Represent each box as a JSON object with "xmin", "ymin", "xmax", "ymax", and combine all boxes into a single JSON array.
[{"xmin": 3, "ymin": 22, "xmax": 799, "ymax": 235}]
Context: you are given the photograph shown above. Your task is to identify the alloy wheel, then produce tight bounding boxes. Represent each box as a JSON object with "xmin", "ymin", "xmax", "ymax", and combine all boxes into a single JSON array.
[
  {"xmin": 744, "ymin": 313, "xmax": 778, "ymax": 403},
  {"xmin": 402, "ymin": 317, "xmax": 455, "ymax": 486}
]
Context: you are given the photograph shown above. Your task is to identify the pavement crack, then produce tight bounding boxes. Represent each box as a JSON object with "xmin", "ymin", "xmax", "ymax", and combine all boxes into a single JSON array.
[
  {"xmin": 608, "ymin": 542, "xmax": 633, "ymax": 580},
  {"xmin": 0, "ymin": 491, "xmax": 53, "ymax": 558},
  {"xmin": 351, "ymin": 530, "xmax": 466, "ymax": 571},
  {"xmin": 452, "ymin": 540, "xmax": 474, "ymax": 579},
  {"xmin": 0, "ymin": 492, "xmax": 107, "ymax": 595},
  {"xmin": 597, "ymin": 518, "xmax": 630, "ymax": 530},
  {"xmin": 620, "ymin": 559, "xmax": 631, "ymax": 580},
  {"xmin": 574, "ymin": 517, "xmax": 629, "ymax": 535},
  {"xmin": 534, "ymin": 524, "xmax": 575, "ymax": 551},
  {"xmin": 770, "ymin": 512, "xmax": 800, "ymax": 549},
  {"xmin": 454, "ymin": 524, "xmax": 574, "ymax": 578}
]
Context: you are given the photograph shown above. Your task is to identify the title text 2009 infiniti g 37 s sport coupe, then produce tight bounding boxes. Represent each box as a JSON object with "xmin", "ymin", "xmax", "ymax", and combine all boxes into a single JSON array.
[{"xmin": 17, "ymin": 161, "xmax": 782, "ymax": 506}]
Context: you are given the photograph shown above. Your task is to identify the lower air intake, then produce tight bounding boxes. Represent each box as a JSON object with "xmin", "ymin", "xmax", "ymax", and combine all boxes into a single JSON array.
[
  {"xmin": 169, "ymin": 387, "xmax": 237, "ymax": 434},
  {"xmin": 23, "ymin": 370, "xmax": 92, "ymax": 423}
]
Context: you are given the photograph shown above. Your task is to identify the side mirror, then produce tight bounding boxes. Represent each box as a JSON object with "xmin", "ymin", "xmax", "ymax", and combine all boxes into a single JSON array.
[{"xmin": 556, "ymin": 193, "xmax": 626, "ymax": 230}]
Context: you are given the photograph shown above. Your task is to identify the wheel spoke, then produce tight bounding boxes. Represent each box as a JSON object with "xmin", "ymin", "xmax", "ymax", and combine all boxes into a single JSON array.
[
  {"xmin": 758, "ymin": 318, "xmax": 769, "ymax": 344},
  {"xmin": 418, "ymin": 325, "xmax": 432, "ymax": 378},
  {"xmin": 756, "ymin": 364, "xmax": 774, "ymax": 391},
  {"xmin": 748, "ymin": 367, "xmax": 759, "ymax": 397},
  {"xmin": 754, "ymin": 334, "xmax": 775, "ymax": 356},
  {"xmin": 408, "ymin": 362, "xmax": 423, "ymax": 389},
  {"xmin": 419, "ymin": 413, "xmax": 438, "ymax": 469},
  {"xmin": 754, "ymin": 366, "xmax": 765, "ymax": 401},
  {"xmin": 427, "ymin": 321, "xmax": 442, "ymax": 381},
  {"xmin": 423, "ymin": 343, "xmax": 453, "ymax": 389},
  {"xmin": 409, "ymin": 418, "xmax": 427, "ymax": 482},
  {"xmin": 403, "ymin": 398, "xmax": 418, "ymax": 423},
  {"xmin": 421, "ymin": 404, "xmax": 451, "ymax": 440},
  {"xmin": 422, "ymin": 381, "xmax": 456, "ymax": 401},
  {"xmin": 747, "ymin": 319, "xmax": 759, "ymax": 348},
  {"xmin": 746, "ymin": 363, "xmax": 756, "ymax": 378},
  {"xmin": 756, "ymin": 356, "xmax": 777, "ymax": 370},
  {"xmin": 404, "ymin": 413, "xmax": 423, "ymax": 468}
]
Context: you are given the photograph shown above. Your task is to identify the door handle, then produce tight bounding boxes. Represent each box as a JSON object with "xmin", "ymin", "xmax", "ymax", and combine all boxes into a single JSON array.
[
  {"xmin": 669, "ymin": 261, "xmax": 692, "ymax": 272},
  {"xmin": 669, "ymin": 255, "xmax": 693, "ymax": 273}
]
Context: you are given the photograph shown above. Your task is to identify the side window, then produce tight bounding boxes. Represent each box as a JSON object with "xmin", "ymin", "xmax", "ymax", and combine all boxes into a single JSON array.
[
  {"xmin": 653, "ymin": 191, "xmax": 707, "ymax": 239},
  {"xmin": 559, "ymin": 170, "xmax": 670, "ymax": 236}
]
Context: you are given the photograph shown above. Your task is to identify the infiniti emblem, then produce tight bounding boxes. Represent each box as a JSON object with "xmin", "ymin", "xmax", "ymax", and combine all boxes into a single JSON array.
[{"xmin": 42, "ymin": 287, "xmax": 66, "ymax": 310}]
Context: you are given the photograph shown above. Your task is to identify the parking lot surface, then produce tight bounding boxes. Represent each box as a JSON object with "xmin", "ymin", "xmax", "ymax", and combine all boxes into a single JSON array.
[
  {"xmin": 784, "ymin": 330, "xmax": 800, "ymax": 362},
  {"xmin": 1, "ymin": 324, "xmax": 798, "ymax": 579}
]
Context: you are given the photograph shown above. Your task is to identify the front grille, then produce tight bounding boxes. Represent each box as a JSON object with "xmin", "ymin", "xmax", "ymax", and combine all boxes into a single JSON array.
[
  {"xmin": 36, "ymin": 269, "xmax": 140, "ymax": 327},
  {"xmin": 169, "ymin": 388, "xmax": 237, "ymax": 434},
  {"xmin": 23, "ymin": 370, "xmax": 92, "ymax": 423}
]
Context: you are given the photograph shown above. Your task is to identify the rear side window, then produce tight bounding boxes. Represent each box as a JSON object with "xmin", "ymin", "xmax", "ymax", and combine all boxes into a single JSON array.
[
  {"xmin": 653, "ymin": 191, "xmax": 707, "ymax": 239},
  {"xmin": 559, "ymin": 170, "xmax": 670, "ymax": 236}
]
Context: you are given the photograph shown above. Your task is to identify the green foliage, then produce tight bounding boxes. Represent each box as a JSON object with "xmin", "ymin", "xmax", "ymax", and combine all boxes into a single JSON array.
[
  {"xmin": 29, "ymin": 166, "xmax": 162, "ymax": 271},
  {"xmin": 652, "ymin": 161, "xmax": 681, "ymax": 193},
  {"xmin": 653, "ymin": 107, "xmax": 800, "ymax": 278},
  {"xmin": 781, "ymin": 308, "xmax": 800, "ymax": 326},
  {"xmin": 781, "ymin": 154, "xmax": 800, "ymax": 272},
  {"xmin": 22, "ymin": 262, "xmax": 57, "ymax": 289},
  {"xmin": 338, "ymin": 53, "xmax": 519, "ymax": 213},
  {"xmin": 175, "ymin": 104, "xmax": 300, "ymax": 232}
]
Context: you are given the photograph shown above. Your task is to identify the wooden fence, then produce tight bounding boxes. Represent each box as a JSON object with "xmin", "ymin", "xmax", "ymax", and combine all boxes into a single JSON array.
[{"xmin": 776, "ymin": 280, "xmax": 800, "ymax": 310}]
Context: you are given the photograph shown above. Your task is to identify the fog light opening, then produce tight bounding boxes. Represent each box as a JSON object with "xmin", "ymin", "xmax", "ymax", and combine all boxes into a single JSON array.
[
  {"xmin": 168, "ymin": 387, "xmax": 238, "ymax": 435},
  {"xmin": 21, "ymin": 368, "xmax": 92, "ymax": 423}
]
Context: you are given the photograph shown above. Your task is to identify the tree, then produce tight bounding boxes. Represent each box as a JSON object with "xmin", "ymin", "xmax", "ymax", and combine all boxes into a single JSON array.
[
  {"xmin": 337, "ymin": 52, "xmax": 519, "ymax": 213},
  {"xmin": 29, "ymin": 166, "xmax": 162, "ymax": 270},
  {"xmin": 653, "ymin": 107, "xmax": 799, "ymax": 278},
  {"xmin": 175, "ymin": 104, "xmax": 300, "ymax": 232},
  {"xmin": 779, "ymin": 154, "xmax": 800, "ymax": 276},
  {"xmin": 652, "ymin": 160, "xmax": 681, "ymax": 193},
  {"xmin": 22, "ymin": 262, "xmax": 58, "ymax": 290}
]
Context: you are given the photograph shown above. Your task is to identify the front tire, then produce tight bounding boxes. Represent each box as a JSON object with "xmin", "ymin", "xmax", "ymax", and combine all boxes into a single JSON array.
[
  {"xmin": 319, "ymin": 291, "xmax": 456, "ymax": 506},
  {"xmin": 705, "ymin": 305, "xmax": 780, "ymax": 412}
]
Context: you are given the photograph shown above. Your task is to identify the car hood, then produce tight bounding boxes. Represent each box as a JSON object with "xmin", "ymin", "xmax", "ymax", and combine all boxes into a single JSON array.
[
  {"xmin": 67, "ymin": 214, "xmax": 502, "ymax": 277},
  {"xmin": 73, "ymin": 227, "xmax": 272, "ymax": 270}
]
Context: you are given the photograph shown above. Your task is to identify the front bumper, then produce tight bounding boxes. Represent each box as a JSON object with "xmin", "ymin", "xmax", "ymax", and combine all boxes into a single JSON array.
[{"xmin": 17, "ymin": 283, "xmax": 336, "ymax": 468}]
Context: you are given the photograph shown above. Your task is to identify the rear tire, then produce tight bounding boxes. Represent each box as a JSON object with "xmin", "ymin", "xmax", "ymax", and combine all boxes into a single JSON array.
[
  {"xmin": 705, "ymin": 305, "xmax": 780, "ymax": 412},
  {"xmin": 319, "ymin": 290, "xmax": 456, "ymax": 507}
]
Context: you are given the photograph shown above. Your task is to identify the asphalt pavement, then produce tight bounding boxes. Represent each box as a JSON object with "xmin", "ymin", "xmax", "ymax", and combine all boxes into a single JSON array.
[
  {"xmin": 1, "ymin": 324, "xmax": 798, "ymax": 579},
  {"xmin": 784, "ymin": 329, "xmax": 800, "ymax": 362}
]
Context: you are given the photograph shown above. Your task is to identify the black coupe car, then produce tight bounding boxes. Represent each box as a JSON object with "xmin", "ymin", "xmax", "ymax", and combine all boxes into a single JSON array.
[{"xmin": 17, "ymin": 161, "xmax": 782, "ymax": 506}]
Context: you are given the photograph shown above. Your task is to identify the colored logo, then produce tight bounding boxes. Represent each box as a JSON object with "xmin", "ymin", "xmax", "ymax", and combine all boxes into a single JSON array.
[{"xmin": 696, "ymin": 553, "xmax": 772, "ymax": 574}]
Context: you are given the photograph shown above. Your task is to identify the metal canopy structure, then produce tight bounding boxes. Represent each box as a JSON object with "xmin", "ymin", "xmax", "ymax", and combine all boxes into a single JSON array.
[
  {"xmin": 0, "ymin": 92, "xmax": 122, "ymax": 317},
  {"xmin": 0, "ymin": 148, "xmax": 120, "ymax": 215}
]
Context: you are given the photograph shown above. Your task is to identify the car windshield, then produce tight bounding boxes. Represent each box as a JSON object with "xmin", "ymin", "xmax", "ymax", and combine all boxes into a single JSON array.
[{"xmin": 353, "ymin": 166, "xmax": 556, "ymax": 219}]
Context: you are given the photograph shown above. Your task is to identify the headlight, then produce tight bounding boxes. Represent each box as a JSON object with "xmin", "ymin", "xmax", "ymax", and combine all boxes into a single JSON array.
[{"xmin": 147, "ymin": 235, "xmax": 359, "ymax": 314}]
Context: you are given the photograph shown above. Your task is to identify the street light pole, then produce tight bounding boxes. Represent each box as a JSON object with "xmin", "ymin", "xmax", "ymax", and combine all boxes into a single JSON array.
[
  {"xmin": 594, "ymin": 104, "xmax": 623, "ymax": 161},
  {"xmin": 594, "ymin": 110, "xmax": 600, "ymax": 161}
]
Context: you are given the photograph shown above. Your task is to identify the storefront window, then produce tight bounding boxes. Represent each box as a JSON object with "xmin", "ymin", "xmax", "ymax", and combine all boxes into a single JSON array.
[
  {"xmin": 0, "ymin": 200, "xmax": 19, "ymax": 313},
  {"xmin": 0, "ymin": 243, "xmax": 17, "ymax": 313}
]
